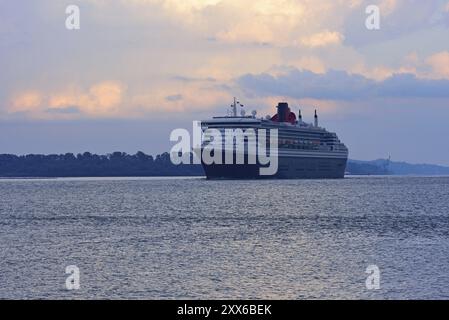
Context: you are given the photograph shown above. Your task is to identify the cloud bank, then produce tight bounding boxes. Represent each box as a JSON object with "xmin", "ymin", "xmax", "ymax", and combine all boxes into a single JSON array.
[{"xmin": 237, "ymin": 69, "xmax": 449, "ymax": 101}]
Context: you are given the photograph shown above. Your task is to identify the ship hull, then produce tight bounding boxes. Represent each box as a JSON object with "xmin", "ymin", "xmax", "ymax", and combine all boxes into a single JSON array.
[{"xmin": 202, "ymin": 156, "xmax": 347, "ymax": 179}]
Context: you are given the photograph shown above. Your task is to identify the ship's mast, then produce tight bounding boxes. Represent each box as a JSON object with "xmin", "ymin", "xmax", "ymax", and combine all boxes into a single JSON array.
[{"xmin": 230, "ymin": 97, "xmax": 244, "ymax": 117}]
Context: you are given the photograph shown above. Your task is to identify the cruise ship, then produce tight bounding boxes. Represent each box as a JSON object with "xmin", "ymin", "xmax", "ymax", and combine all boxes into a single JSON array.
[{"xmin": 199, "ymin": 99, "xmax": 348, "ymax": 179}]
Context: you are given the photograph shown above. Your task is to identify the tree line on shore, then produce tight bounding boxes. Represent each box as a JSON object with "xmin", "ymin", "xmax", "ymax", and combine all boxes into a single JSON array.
[
  {"xmin": 0, "ymin": 151, "xmax": 389, "ymax": 177},
  {"xmin": 0, "ymin": 152, "xmax": 203, "ymax": 177}
]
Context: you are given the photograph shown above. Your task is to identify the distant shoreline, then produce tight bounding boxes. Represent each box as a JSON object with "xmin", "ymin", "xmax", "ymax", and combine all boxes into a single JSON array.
[
  {"xmin": 0, "ymin": 176, "xmax": 207, "ymax": 180},
  {"xmin": 2, "ymin": 175, "xmax": 449, "ymax": 181},
  {"xmin": 1, "ymin": 152, "xmax": 449, "ymax": 177}
]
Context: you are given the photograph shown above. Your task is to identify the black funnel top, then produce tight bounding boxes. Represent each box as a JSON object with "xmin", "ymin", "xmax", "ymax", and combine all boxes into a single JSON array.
[{"xmin": 277, "ymin": 102, "xmax": 289, "ymax": 122}]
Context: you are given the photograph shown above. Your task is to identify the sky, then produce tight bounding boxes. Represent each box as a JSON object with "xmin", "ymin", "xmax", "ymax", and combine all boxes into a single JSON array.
[{"xmin": 1, "ymin": 0, "xmax": 449, "ymax": 165}]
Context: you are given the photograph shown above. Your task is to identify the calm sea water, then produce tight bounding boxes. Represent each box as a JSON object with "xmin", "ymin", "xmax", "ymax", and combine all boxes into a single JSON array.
[{"xmin": 1, "ymin": 176, "xmax": 449, "ymax": 299}]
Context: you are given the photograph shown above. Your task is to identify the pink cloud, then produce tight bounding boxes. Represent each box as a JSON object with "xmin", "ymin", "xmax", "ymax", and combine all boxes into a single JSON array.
[{"xmin": 426, "ymin": 51, "xmax": 449, "ymax": 79}]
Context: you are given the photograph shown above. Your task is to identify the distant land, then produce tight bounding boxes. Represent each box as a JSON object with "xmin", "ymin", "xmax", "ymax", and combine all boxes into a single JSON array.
[
  {"xmin": 349, "ymin": 159, "xmax": 449, "ymax": 176},
  {"xmin": 0, "ymin": 152, "xmax": 448, "ymax": 178}
]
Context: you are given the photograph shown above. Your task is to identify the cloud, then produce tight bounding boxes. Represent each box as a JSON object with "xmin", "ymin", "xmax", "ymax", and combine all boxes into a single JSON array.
[
  {"xmin": 8, "ymin": 82, "xmax": 125, "ymax": 118},
  {"xmin": 46, "ymin": 106, "xmax": 80, "ymax": 114},
  {"xmin": 6, "ymin": 77, "xmax": 234, "ymax": 119},
  {"xmin": 426, "ymin": 51, "xmax": 449, "ymax": 79},
  {"xmin": 379, "ymin": 0, "xmax": 399, "ymax": 15},
  {"xmin": 172, "ymin": 76, "xmax": 217, "ymax": 83},
  {"xmin": 2, "ymin": 0, "xmax": 449, "ymax": 121},
  {"xmin": 287, "ymin": 56, "xmax": 327, "ymax": 74},
  {"xmin": 343, "ymin": 0, "xmax": 447, "ymax": 47},
  {"xmin": 299, "ymin": 31, "xmax": 344, "ymax": 48},
  {"xmin": 11, "ymin": 91, "xmax": 43, "ymax": 112},
  {"xmin": 100, "ymin": 0, "xmax": 349, "ymax": 47},
  {"xmin": 351, "ymin": 50, "xmax": 449, "ymax": 81},
  {"xmin": 378, "ymin": 73, "xmax": 449, "ymax": 98},
  {"xmin": 350, "ymin": 52, "xmax": 421, "ymax": 81},
  {"xmin": 165, "ymin": 94, "xmax": 183, "ymax": 101},
  {"xmin": 130, "ymin": 82, "xmax": 231, "ymax": 114},
  {"xmin": 48, "ymin": 82, "xmax": 125, "ymax": 116},
  {"xmin": 236, "ymin": 68, "xmax": 449, "ymax": 100}
]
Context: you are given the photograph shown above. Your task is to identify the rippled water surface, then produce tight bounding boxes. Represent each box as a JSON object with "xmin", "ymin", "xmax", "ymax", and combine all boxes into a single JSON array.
[{"xmin": 1, "ymin": 176, "xmax": 449, "ymax": 299}]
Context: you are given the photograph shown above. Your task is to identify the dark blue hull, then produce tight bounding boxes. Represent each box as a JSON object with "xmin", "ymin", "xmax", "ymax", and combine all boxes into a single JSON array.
[{"xmin": 202, "ymin": 156, "xmax": 347, "ymax": 179}]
